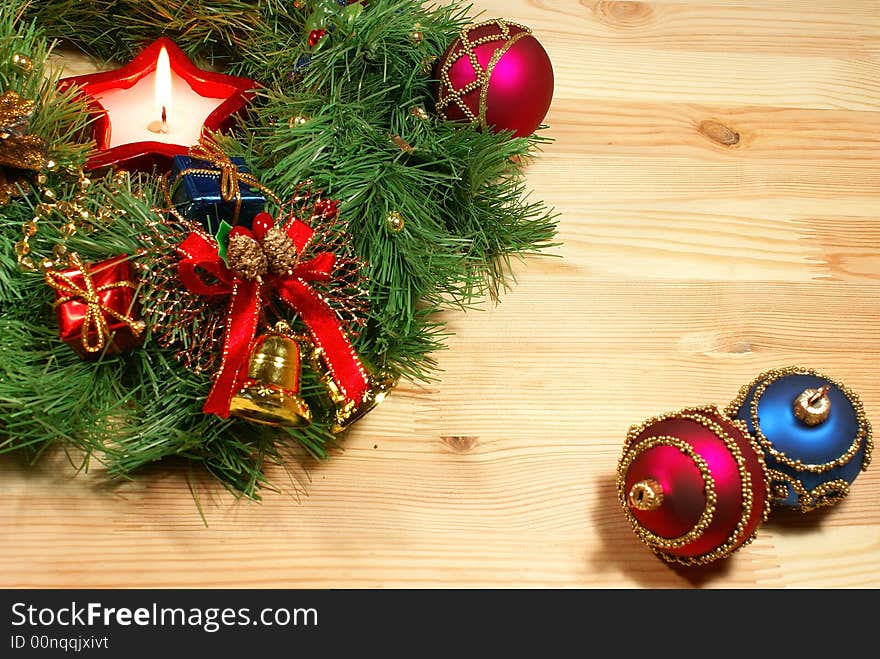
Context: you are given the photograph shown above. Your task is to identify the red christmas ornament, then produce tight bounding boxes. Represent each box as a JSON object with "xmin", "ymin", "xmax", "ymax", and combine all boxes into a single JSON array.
[
  {"xmin": 434, "ymin": 19, "xmax": 554, "ymax": 138},
  {"xmin": 617, "ymin": 406, "xmax": 770, "ymax": 565}
]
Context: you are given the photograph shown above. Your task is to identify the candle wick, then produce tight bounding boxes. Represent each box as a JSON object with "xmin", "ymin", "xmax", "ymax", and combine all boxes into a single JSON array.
[{"xmin": 148, "ymin": 106, "xmax": 170, "ymax": 135}]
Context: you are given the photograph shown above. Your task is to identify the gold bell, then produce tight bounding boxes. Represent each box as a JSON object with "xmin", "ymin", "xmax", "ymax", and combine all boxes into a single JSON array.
[
  {"xmin": 312, "ymin": 346, "xmax": 396, "ymax": 433},
  {"xmin": 229, "ymin": 322, "xmax": 312, "ymax": 427}
]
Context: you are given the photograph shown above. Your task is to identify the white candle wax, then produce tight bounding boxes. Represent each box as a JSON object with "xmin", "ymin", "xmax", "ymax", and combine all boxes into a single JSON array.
[{"xmin": 96, "ymin": 70, "xmax": 227, "ymax": 148}]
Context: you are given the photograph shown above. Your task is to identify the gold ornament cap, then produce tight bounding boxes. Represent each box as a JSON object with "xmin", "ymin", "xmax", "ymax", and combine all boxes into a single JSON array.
[
  {"xmin": 793, "ymin": 385, "xmax": 831, "ymax": 426},
  {"xmin": 628, "ymin": 479, "xmax": 664, "ymax": 511}
]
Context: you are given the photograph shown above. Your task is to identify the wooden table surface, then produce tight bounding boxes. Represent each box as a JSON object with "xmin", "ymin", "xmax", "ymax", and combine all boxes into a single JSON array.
[{"xmin": 2, "ymin": 0, "xmax": 879, "ymax": 589}]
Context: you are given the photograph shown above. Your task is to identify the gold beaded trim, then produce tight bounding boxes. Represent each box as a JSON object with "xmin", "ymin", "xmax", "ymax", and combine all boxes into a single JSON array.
[
  {"xmin": 621, "ymin": 406, "xmax": 769, "ymax": 566},
  {"xmin": 625, "ymin": 404, "xmax": 721, "ymax": 449},
  {"xmin": 617, "ymin": 435, "xmax": 717, "ymax": 550},
  {"xmin": 14, "ymin": 167, "xmax": 122, "ymax": 273},
  {"xmin": 725, "ymin": 366, "xmax": 873, "ymax": 474},
  {"xmin": 766, "ymin": 469, "xmax": 850, "ymax": 513},
  {"xmin": 435, "ymin": 19, "xmax": 532, "ymax": 129},
  {"xmin": 731, "ymin": 415, "xmax": 772, "ymax": 527},
  {"xmin": 661, "ymin": 411, "xmax": 754, "ymax": 565}
]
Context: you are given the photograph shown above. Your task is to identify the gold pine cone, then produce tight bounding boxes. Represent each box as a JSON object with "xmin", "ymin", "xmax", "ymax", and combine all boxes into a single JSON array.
[
  {"xmin": 228, "ymin": 233, "xmax": 267, "ymax": 280},
  {"xmin": 261, "ymin": 226, "xmax": 298, "ymax": 275}
]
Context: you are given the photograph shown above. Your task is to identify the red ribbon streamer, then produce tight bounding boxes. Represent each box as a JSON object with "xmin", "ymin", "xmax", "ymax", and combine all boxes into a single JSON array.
[{"xmin": 177, "ymin": 220, "xmax": 369, "ymax": 418}]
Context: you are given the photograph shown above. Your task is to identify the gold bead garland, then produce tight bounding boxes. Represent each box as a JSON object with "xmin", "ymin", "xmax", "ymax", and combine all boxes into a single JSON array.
[
  {"xmin": 14, "ymin": 167, "xmax": 125, "ymax": 273},
  {"xmin": 0, "ymin": 91, "xmax": 101, "ymax": 271},
  {"xmin": 1, "ymin": 90, "xmax": 47, "ymax": 205}
]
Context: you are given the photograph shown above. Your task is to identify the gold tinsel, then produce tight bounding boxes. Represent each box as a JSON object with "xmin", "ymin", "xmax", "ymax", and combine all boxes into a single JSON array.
[
  {"xmin": 227, "ymin": 233, "xmax": 268, "ymax": 280},
  {"xmin": 0, "ymin": 90, "xmax": 46, "ymax": 205},
  {"xmin": 262, "ymin": 226, "xmax": 298, "ymax": 275}
]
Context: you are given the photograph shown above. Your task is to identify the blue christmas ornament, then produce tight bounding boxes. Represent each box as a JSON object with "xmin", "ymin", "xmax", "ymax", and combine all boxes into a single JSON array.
[{"xmin": 727, "ymin": 367, "xmax": 872, "ymax": 512}]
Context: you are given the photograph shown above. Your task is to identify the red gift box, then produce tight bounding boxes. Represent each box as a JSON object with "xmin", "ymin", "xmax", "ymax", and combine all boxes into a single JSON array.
[{"xmin": 45, "ymin": 254, "xmax": 145, "ymax": 358}]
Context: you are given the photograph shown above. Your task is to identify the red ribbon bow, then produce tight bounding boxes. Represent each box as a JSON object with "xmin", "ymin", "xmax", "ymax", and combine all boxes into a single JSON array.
[{"xmin": 177, "ymin": 218, "xmax": 369, "ymax": 418}]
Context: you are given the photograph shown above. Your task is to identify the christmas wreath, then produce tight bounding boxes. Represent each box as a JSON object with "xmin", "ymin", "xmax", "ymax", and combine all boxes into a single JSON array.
[{"xmin": 0, "ymin": 1, "xmax": 556, "ymax": 497}]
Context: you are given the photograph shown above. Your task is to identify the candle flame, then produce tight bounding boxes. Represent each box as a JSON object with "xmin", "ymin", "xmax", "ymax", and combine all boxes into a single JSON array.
[{"xmin": 155, "ymin": 46, "xmax": 172, "ymax": 118}]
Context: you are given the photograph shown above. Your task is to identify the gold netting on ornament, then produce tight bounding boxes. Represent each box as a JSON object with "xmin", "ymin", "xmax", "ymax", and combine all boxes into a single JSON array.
[
  {"xmin": 435, "ymin": 18, "xmax": 532, "ymax": 129},
  {"xmin": 138, "ymin": 220, "xmax": 226, "ymax": 375}
]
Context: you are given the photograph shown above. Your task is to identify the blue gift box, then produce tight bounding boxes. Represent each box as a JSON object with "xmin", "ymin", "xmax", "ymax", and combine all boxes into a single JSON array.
[{"xmin": 170, "ymin": 155, "xmax": 266, "ymax": 234}]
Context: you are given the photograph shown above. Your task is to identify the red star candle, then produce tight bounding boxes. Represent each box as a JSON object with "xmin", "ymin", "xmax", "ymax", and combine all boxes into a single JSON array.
[
  {"xmin": 617, "ymin": 406, "xmax": 770, "ymax": 565},
  {"xmin": 58, "ymin": 37, "xmax": 256, "ymax": 171}
]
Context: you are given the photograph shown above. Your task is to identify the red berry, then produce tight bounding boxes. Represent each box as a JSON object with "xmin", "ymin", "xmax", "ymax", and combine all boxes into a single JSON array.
[
  {"xmin": 251, "ymin": 212, "xmax": 275, "ymax": 241},
  {"xmin": 314, "ymin": 199, "xmax": 339, "ymax": 218},
  {"xmin": 308, "ymin": 29, "xmax": 326, "ymax": 47}
]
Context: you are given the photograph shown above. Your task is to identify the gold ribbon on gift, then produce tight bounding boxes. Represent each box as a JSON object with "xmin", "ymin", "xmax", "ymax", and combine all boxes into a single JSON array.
[
  {"xmin": 45, "ymin": 253, "xmax": 146, "ymax": 354},
  {"xmin": 165, "ymin": 135, "xmax": 281, "ymax": 226}
]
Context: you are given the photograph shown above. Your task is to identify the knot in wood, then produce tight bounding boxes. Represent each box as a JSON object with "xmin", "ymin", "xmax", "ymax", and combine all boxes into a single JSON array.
[{"xmin": 698, "ymin": 120, "xmax": 740, "ymax": 147}]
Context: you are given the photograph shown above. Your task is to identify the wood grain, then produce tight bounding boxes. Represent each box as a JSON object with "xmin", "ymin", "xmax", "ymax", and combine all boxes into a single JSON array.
[{"xmin": 2, "ymin": 0, "xmax": 879, "ymax": 588}]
